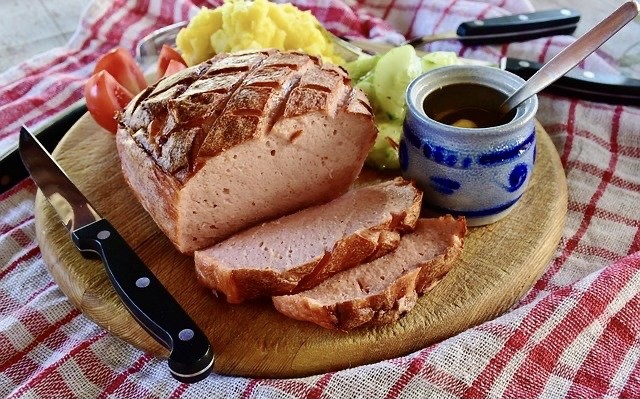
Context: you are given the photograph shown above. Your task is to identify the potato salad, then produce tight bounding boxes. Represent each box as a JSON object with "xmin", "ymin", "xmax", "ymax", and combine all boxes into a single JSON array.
[{"xmin": 176, "ymin": 0, "xmax": 343, "ymax": 65}]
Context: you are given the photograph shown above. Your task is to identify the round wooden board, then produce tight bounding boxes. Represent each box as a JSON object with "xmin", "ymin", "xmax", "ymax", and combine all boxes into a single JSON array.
[{"xmin": 35, "ymin": 114, "xmax": 567, "ymax": 378}]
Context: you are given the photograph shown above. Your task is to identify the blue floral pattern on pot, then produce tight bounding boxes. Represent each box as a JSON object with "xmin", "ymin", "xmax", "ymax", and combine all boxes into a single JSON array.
[{"xmin": 400, "ymin": 65, "xmax": 538, "ymax": 226}]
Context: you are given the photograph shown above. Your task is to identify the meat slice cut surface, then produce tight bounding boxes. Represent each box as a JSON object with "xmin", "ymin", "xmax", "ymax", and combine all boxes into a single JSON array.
[
  {"xmin": 272, "ymin": 216, "xmax": 467, "ymax": 330},
  {"xmin": 194, "ymin": 178, "xmax": 422, "ymax": 303}
]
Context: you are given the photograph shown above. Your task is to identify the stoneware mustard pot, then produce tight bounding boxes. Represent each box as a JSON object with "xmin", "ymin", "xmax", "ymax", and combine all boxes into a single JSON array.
[{"xmin": 400, "ymin": 65, "xmax": 538, "ymax": 226}]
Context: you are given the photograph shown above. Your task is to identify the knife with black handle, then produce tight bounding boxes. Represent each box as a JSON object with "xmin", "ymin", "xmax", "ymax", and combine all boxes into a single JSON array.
[
  {"xmin": 449, "ymin": 8, "xmax": 581, "ymax": 45},
  {"xmin": 502, "ymin": 57, "xmax": 640, "ymax": 106},
  {"xmin": 72, "ymin": 219, "xmax": 214, "ymax": 382},
  {"xmin": 347, "ymin": 9, "xmax": 580, "ymax": 53},
  {"xmin": 19, "ymin": 126, "xmax": 214, "ymax": 383}
]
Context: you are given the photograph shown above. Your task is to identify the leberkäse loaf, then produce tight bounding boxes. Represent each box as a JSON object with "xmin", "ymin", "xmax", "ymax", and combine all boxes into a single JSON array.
[{"xmin": 116, "ymin": 49, "xmax": 377, "ymax": 254}]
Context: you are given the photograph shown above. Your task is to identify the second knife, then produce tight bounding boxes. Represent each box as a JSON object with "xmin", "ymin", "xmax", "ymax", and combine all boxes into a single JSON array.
[{"xmin": 348, "ymin": 9, "xmax": 580, "ymax": 50}]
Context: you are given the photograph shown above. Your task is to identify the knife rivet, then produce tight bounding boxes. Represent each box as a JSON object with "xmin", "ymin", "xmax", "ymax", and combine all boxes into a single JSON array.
[
  {"xmin": 472, "ymin": 20, "xmax": 484, "ymax": 26},
  {"xmin": 518, "ymin": 60, "xmax": 531, "ymax": 68},
  {"xmin": 583, "ymin": 70, "xmax": 595, "ymax": 79},
  {"xmin": 97, "ymin": 230, "xmax": 111, "ymax": 240},
  {"xmin": 178, "ymin": 329, "xmax": 194, "ymax": 341},
  {"xmin": 136, "ymin": 277, "xmax": 150, "ymax": 288},
  {"xmin": 518, "ymin": 14, "xmax": 529, "ymax": 21},
  {"xmin": 560, "ymin": 9, "xmax": 571, "ymax": 16}
]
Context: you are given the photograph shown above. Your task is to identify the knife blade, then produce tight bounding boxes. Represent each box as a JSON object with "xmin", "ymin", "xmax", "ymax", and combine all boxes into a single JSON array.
[
  {"xmin": 501, "ymin": 57, "xmax": 640, "ymax": 106},
  {"xmin": 348, "ymin": 8, "xmax": 580, "ymax": 51},
  {"xmin": 1, "ymin": 101, "xmax": 87, "ymax": 195},
  {"xmin": 18, "ymin": 126, "xmax": 214, "ymax": 383}
]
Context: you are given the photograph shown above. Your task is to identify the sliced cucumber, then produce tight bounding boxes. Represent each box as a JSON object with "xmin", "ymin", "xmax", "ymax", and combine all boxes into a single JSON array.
[
  {"xmin": 421, "ymin": 51, "xmax": 460, "ymax": 72},
  {"xmin": 345, "ymin": 54, "xmax": 380, "ymax": 81},
  {"xmin": 373, "ymin": 45, "xmax": 422, "ymax": 120},
  {"xmin": 354, "ymin": 70, "xmax": 376, "ymax": 110},
  {"xmin": 366, "ymin": 121, "xmax": 403, "ymax": 170}
]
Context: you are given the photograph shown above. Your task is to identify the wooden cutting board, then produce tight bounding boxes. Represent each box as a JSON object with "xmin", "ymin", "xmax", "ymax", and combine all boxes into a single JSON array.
[{"xmin": 34, "ymin": 114, "xmax": 567, "ymax": 378}]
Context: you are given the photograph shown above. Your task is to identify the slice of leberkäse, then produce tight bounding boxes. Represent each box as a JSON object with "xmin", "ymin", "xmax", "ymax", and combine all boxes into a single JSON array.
[
  {"xmin": 272, "ymin": 216, "xmax": 467, "ymax": 330},
  {"xmin": 194, "ymin": 178, "xmax": 422, "ymax": 303}
]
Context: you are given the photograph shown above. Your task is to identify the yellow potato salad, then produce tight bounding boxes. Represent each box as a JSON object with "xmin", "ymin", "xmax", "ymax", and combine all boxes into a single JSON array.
[{"xmin": 176, "ymin": 0, "xmax": 343, "ymax": 66}]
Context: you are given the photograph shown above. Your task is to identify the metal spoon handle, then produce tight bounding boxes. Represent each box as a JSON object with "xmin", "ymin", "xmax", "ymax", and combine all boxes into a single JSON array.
[{"xmin": 500, "ymin": 0, "xmax": 640, "ymax": 114}]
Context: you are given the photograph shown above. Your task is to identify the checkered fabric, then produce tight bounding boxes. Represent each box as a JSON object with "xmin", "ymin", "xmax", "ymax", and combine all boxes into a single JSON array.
[{"xmin": 1, "ymin": 0, "xmax": 640, "ymax": 397}]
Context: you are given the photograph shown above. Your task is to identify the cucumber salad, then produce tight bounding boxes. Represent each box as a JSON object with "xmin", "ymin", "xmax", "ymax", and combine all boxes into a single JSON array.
[{"xmin": 345, "ymin": 46, "xmax": 461, "ymax": 170}]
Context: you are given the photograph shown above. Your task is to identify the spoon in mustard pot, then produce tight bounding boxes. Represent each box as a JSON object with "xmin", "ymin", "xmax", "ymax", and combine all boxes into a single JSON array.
[{"xmin": 499, "ymin": 0, "xmax": 640, "ymax": 116}]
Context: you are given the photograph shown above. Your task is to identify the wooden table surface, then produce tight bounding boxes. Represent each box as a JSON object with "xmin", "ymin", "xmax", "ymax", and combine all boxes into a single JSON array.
[{"xmin": 1, "ymin": 0, "xmax": 638, "ymax": 75}]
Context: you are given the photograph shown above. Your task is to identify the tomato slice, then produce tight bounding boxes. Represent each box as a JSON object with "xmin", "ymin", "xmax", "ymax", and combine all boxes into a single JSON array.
[
  {"xmin": 163, "ymin": 59, "xmax": 187, "ymax": 77},
  {"xmin": 94, "ymin": 48, "xmax": 147, "ymax": 94},
  {"xmin": 84, "ymin": 71, "xmax": 134, "ymax": 134},
  {"xmin": 158, "ymin": 45, "xmax": 187, "ymax": 77}
]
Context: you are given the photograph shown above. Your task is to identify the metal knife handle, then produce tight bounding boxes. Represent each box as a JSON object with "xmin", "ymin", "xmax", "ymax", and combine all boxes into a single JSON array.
[
  {"xmin": 1, "ymin": 101, "xmax": 87, "ymax": 195},
  {"xmin": 503, "ymin": 57, "xmax": 640, "ymax": 106},
  {"xmin": 71, "ymin": 219, "xmax": 214, "ymax": 383},
  {"xmin": 456, "ymin": 9, "xmax": 580, "ymax": 45}
]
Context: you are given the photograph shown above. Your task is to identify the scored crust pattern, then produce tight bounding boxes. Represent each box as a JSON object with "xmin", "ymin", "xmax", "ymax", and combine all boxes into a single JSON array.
[{"xmin": 118, "ymin": 49, "xmax": 372, "ymax": 180}]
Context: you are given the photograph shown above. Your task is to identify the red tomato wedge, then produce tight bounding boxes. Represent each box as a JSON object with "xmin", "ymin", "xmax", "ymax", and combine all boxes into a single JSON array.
[
  {"xmin": 93, "ymin": 48, "xmax": 147, "ymax": 94},
  {"xmin": 157, "ymin": 45, "xmax": 187, "ymax": 77},
  {"xmin": 163, "ymin": 59, "xmax": 187, "ymax": 77},
  {"xmin": 84, "ymin": 71, "xmax": 134, "ymax": 134}
]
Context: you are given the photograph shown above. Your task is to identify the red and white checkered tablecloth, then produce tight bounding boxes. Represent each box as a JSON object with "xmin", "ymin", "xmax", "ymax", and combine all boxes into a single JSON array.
[{"xmin": 1, "ymin": 0, "xmax": 640, "ymax": 397}]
